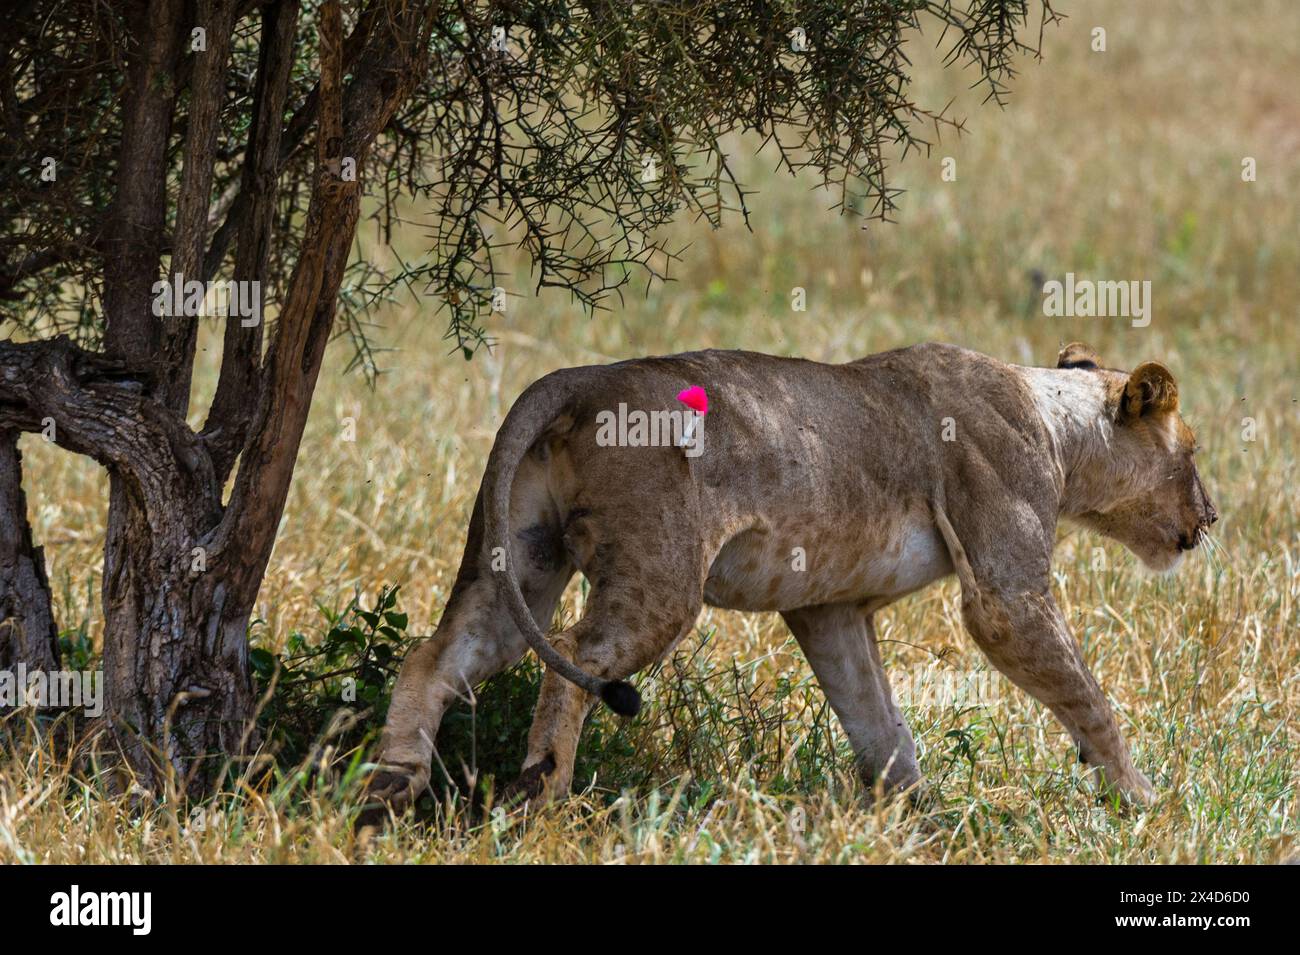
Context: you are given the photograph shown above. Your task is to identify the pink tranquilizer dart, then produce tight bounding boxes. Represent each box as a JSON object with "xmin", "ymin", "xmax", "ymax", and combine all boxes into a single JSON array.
[{"xmin": 676, "ymin": 385, "xmax": 708, "ymax": 449}]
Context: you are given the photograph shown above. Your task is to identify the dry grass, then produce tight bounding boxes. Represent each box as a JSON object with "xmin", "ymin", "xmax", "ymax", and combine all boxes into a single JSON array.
[{"xmin": 3, "ymin": 0, "xmax": 1297, "ymax": 863}]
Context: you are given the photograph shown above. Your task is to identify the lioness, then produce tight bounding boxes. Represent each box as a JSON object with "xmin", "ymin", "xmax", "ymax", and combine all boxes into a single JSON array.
[{"xmin": 367, "ymin": 342, "xmax": 1215, "ymax": 815}]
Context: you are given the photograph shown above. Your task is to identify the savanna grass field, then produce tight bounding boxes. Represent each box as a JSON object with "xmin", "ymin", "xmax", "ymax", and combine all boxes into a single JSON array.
[{"xmin": 3, "ymin": 0, "xmax": 1297, "ymax": 864}]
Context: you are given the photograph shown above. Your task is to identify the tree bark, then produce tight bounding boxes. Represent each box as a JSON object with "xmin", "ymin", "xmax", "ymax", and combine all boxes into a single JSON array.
[
  {"xmin": 160, "ymin": 0, "xmax": 238, "ymax": 413},
  {"xmin": 101, "ymin": 0, "xmax": 428, "ymax": 797},
  {"xmin": 0, "ymin": 429, "xmax": 59, "ymax": 681},
  {"xmin": 100, "ymin": 0, "xmax": 185, "ymax": 363},
  {"xmin": 202, "ymin": 0, "xmax": 301, "ymax": 484},
  {"xmin": 0, "ymin": 337, "xmax": 225, "ymax": 786},
  {"xmin": 99, "ymin": 512, "xmax": 258, "ymax": 794},
  {"xmin": 0, "ymin": 341, "xmax": 256, "ymax": 793},
  {"xmin": 1, "ymin": 0, "xmax": 432, "ymax": 796}
]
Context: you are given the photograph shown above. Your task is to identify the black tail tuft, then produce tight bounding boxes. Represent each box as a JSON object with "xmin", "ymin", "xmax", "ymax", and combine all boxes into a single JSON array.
[{"xmin": 600, "ymin": 680, "xmax": 642, "ymax": 717}]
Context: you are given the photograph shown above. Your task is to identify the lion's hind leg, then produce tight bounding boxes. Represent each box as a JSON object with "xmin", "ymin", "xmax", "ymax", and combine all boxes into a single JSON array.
[
  {"xmin": 502, "ymin": 500, "xmax": 708, "ymax": 805},
  {"xmin": 782, "ymin": 604, "xmax": 922, "ymax": 798},
  {"xmin": 362, "ymin": 483, "xmax": 574, "ymax": 825}
]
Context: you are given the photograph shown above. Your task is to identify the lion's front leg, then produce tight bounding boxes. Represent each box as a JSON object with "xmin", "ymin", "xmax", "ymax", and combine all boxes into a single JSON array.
[
  {"xmin": 962, "ymin": 583, "xmax": 1154, "ymax": 807},
  {"xmin": 932, "ymin": 501, "xmax": 1154, "ymax": 808}
]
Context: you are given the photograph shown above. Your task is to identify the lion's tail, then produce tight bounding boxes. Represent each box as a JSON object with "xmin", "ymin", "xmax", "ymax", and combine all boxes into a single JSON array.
[{"xmin": 481, "ymin": 370, "xmax": 642, "ymax": 717}]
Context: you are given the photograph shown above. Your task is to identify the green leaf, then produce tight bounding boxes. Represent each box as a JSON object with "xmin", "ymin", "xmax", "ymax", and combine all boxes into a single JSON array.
[{"xmin": 249, "ymin": 648, "xmax": 276, "ymax": 678}]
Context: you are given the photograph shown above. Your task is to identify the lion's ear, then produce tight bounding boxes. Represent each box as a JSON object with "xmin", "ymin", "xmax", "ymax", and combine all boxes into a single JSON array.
[
  {"xmin": 1056, "ymin": 342, "xmax": 1102, "ymax": 370},
  {"xmin": 1118, "ymin": 361, "xmax": 1179, "ymax": 423}
]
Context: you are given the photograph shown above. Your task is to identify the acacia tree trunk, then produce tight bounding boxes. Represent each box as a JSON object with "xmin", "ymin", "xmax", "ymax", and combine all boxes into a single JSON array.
[
  {"xmin": 98, "ymin": 506, "xmax": 254, "ymax": 791},
  {"xmin": 94, "ymin": 0, "xmax": 251, "ymax": 793},
  {"xmin": 0, "ymin": 0, "xmax": 431, "ymax": 795},
  {"xmin": 0, "ymin": 336, "xmax": 225, "ymax": 787},
  {"xmin": 0, "ymin": 430, "xmax": 59, "ymax": 680}
]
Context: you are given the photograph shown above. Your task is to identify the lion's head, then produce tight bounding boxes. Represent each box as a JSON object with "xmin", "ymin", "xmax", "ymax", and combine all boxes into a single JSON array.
[{"xmin": 1058, "ymin": 344, "xmax": 1218, "ymax": 573}]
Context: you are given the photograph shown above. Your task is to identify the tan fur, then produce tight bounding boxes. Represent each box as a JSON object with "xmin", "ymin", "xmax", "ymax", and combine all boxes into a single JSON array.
[{"xmin": 366, "ymin": 342, "xmax": 1216, "ymax": 817}]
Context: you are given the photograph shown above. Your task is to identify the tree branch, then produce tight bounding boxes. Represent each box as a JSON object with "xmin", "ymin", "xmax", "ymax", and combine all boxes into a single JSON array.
[
  {"xmin": 0, "ymin": 428, "xmax": 59, "ymax": 676},
  {"xmin": 99, "ymin": 0, "xmax": 185, "ymax": 363},
  {"xmin": 200, "ymin": 0, "xmax": 301, "ymax": 485},
  {"xmin": 0, "ymin": 338, "xmax": 220, "ymax": 536},
  {"xmin": 216, "ymin": 0, "xmax": 433, "ymax": 605},
  {"xmin": 0, "ymin": 246, "xmax": 83, "ymax": 302},
  {"xmin": 160, "ymin": 0, "xmax": 238, "ymax": 413},
  {"xmin": 198, "ymin": 2, "xmax": 381, "ymax": 284}
]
